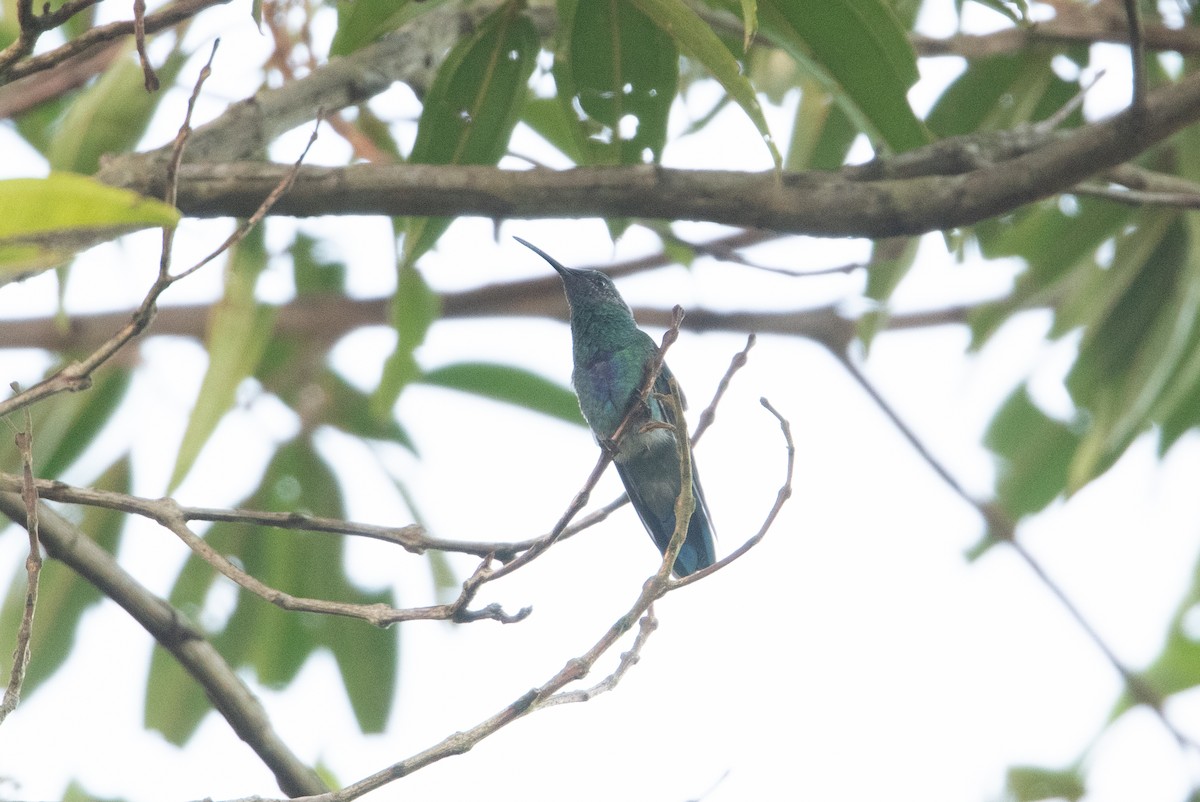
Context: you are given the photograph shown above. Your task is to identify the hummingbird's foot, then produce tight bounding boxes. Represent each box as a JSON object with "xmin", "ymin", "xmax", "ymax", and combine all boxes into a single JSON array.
[{"xmin": 638, "ymin": 420, "xmax": 675, "ymax": 435}]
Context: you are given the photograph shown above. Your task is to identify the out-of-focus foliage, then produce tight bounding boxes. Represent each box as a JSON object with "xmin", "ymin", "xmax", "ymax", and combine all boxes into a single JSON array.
[{"xmin": 4, "ymin": 2, "xmax": 1200, "ymax": 800}]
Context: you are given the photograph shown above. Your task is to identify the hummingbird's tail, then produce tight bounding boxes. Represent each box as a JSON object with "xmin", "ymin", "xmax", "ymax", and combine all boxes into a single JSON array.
[{"xmin": 615, "ymin": 458, "xmax": 717, "ymax": 577}]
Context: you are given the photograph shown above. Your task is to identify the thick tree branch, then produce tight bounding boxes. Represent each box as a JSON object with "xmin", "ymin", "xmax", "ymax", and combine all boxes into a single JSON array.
[
  {"xmin": 97, "ymin": 66, "xmax": 1200, "ymax": 237},
  {"xmin": 912, "ymin": 14, "xmax": 1200, "ymax": 58}
]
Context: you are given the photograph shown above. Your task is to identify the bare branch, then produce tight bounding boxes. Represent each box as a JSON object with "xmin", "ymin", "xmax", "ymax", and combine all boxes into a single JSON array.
[
  {"xmin": 97, "ymin": 63, "xmax": 1200, "ymax": 237},
  {"xmin": 540, "ymin": 607, "xmax": 659, "ymax": 707},
  {"xmin": 910, "ymin": 13, "xmax": 1200, "ymax": 58},
  {"xmin": 0, "ymin": 394, "xmax": 41, "ymax": 725},
  {"xmin": 0, "ymin": 0, "xmax": 230, "ymax": 83},
  {"xmin": 692, "ymin": 333, "xmax": 755, "ymax": 445},
  {"xmin": 0, "ymin": 48, "xmax": 317, "ymax": 424},
  {"xmin": 0, "ymin": 474, "xmax": 529, "ymax": 626},
  {"xmin": 132, "ymin": 0, "xmax": 158, "ymax": 91},
  {"xmin": 671, "ymin": 397, "xmax": 795, "ymax": 590},
  {"xmin": 0, "ymin": 491, "xmax": 329, "ymax": 796},
  {"xmin": 830, "ymin": 346, "xmax": 1200, "ymax": 756}
]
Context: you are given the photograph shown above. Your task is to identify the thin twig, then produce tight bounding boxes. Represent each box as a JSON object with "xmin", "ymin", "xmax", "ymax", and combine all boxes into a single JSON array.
[
  {"xmin": 0, "ymin": 45, "xmax": 318, "ymax": 425},
  {"xmin": 0, "ymin": 474, "xmax": 528, "ymax": 626},
  {"xmin": 266, "ymin": 379, "xmax": 793, "ymax": 802},
  {"xmin": 540, "ymin": 607, "xmax": 659, "ymax": 707},
  {"xmin": 173, "ymin": 107, "xmax": 323, "ymax": 283},
  {"xmin": 656, "ymin": 370, "xmax": 697, "ymax": 582},
  {"xmin": 832, "ymin": 348, "xmax": 1200, "ymax": 754},
  {"xmin": 671, "ymin": 397, "xmax": 794, "ymax": 589},
  {"xmin": 132, "ymin": 0, "xmax": 158, "ymax": 91},
  {"xmin": 1122, "ymin": 0, "xmax": 1147, "ymax": 114},
  {"xmin": 0, "ymin": 0, "xmax": 229, "ymax": 83},
  {"xmin": 0, "ymin": 491, "xmax": 329, "ymax": 796},
  {"xmin": 485, "ymin": 306, "xmax": 688, "ymax": 583},
  {"xmin": 692, "ymin": 333, "xmax": 755, "ymax": 445},
  {"xmin": 1072, "ymin": 184, "xmax": 1200, "ymax": 209},
  {"xmin": 0, "ymin": 388, "xmax": 41, "ymax": 725}
]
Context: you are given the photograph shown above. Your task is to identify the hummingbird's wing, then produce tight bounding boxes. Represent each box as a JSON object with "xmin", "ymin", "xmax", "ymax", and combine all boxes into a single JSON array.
[{"xmin": 615, "ymin": 359, "xmax": 717, "ymax": 577}]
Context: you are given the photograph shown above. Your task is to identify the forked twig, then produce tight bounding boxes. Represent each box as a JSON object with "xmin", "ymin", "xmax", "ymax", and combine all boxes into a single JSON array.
[
  {"xmin": 0, "ymin": 43, "xmax": 315, "ymax": 422},
  {"xmin": 262, "ymin": 388, "xmax": 795, "ymax": 802}
]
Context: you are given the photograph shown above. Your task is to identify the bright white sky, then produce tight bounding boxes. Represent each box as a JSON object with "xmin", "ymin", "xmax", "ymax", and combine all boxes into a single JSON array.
[{"xmin": 4, "ymin": 2, "xmax": 1200, "ymax": 802}]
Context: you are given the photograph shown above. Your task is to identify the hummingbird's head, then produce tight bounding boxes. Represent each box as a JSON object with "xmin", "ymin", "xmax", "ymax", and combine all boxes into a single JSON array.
[{"xmin": 515, "ymin": 237, "xmax": 630, "ymax": 313}]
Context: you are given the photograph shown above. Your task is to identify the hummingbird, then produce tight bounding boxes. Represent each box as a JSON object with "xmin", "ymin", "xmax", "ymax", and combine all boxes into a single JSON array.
[{"xmin": 516, "ymin": 237, "xmax": 717, "ymax": 577}]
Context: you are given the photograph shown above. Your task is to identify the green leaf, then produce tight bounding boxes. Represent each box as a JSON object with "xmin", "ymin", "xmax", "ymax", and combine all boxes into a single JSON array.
[
  {"xmin": 926, "ymin": 51, "xmax": 1079, "ymax": 138},
  {"xmin": 969, "ymin": 0, "xmax": 1029, "ymax": 25},
  {"xmin": 169, "ymin": 227, "xmax": 275, "ymax": 492},
  {"xmin": 627, "ymin": 0, "xmax": 781, "ymax": 167},
  {"xmin": 1123, "ymin": 545, "xmax": 1200, "ymax": 720},
  {"xmin": 1006, "ymin": 765, "xmax": 1086, "ymax": 802},
  {"xmin": 149, "ymin": 438, "xmax": 398, "ymax": 741},
  {"xmin": 0, "ymin": 457, "xmax": 129, "ymax": 698},
  {"xmin": 738, "ymin": 0, "xmax": 758, "ymax": 50},
  {"xmin": 0, "ymin": 367, "xmax": 131, "ymax": 479},
  {"xmin": 522, "ymin": 95, "xmax": 586, "ymax": 164},
  {"xmin": 373, "ymin": 258, "xmax": 441, "ymax": 417},
  {"xmin": 47, "ymin": 48, "xmax": 187, "ymax": 174},
  {"xmin": 984, "ymin": 386, "xmax": 1081, "ymax": 520},
  {"xmin": 784, "ymin": 75, "xmax": 857, "ymax": 171},
  {"xmin": 564, "ymin": 0, "xmax": 678, "ymax": 165},
  {"xmin": 0, "ymin": 173, "xmax": 178, "ymax": 276},
  {"xmin": 291, "ymin": 233, "xmax": 347, "ymax": 296},
  {"xmin": 321, "ymin": 370, "xmax": 416, "ymax": 451},
  {"xmin": 330, "ymin": 0, "xmax": 454, "ymax": 56},
  {"xmin": 418, "ymin": 362, "xmax": 586, "ymax": 426},
  {"xmin": 756, "ymin": 0, "xmax": 927, "ymax": 153},
  {"xmin": 402, "ymin": 3, "xmax": 539, "ymax": 264},
  {"xmin": 969, "ymin": 196, "xmax": 1130, "ymax": 348},
  {"xmin": 1063, "ymin": 211, "xmax": 1186, "ymax": 489}
]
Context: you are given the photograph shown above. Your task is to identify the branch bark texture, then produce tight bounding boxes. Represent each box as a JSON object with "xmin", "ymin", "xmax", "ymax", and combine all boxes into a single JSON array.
[{"xmin": 97, "ymin": 68, "xmax": 1200, "ymax": 238}]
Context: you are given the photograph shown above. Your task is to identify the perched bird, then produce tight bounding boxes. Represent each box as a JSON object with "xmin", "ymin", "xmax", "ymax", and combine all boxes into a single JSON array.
[{"xmin": 516, "ymin": 237, "xmax": 717, "ymax": 577}]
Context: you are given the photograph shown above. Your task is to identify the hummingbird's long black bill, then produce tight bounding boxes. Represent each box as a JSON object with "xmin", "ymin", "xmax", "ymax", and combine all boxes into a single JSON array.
[{"xmin": 514, "ymin": 236, "xmax": 575, "ymax": 276}]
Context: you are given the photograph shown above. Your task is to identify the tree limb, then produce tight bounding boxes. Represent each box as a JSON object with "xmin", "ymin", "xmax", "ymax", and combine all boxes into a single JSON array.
[
  {"xmin": 0, "ymin": 491, "xmax": 329, "ymax": 797},
  {"xmin": 97, "ymin": 65, "xmax": 1200, "ymax": 237}
]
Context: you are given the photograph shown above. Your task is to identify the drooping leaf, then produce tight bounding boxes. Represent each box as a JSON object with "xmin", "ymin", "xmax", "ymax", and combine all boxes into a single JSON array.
[
  {"xmin": 402, "ymin": 3, "xmax": 539, "ymax": 264},
  {"xmin": 784, "ymin": 75, "xmax": 858, "ymax": 171},
  {"xmin": 984, "ymin": 385, "xmax": 1081, "ymax": 520},
  {"xmin": 418, "ymin": 361, "xmax": 586, "ymax": 426},
  {"xmin": 563, "ymin": 0, "xmax": 678, "ymax": 165},
  {"xmin": 148, "ymin": 438, "xmax": 398, "ymax": 741},
  {"xmin": 969, "ymin": 196, "xmax": 1131, "ymax": 348},
  {"xmin": 330, "ymin": 0, "xmax": 454, "ymax": 56},
  {"xmin": 738, "ymin": 0, "xmax": 758, "ymax": 50},
  {"xmin": 522, "ymin": 94, "xmax": 587, "ymax": 164},
  {"xmin": 627, "ymin": 0, "xmax": 782, "ymax": 167},
  {"xmin": 1063, "ymin": 211, "xmax": 1189, "ymax": 490},
  {"xmin": 0, "ymin": 174, "xmax": 178, "ymax": 276},
  {"xmin": 322, "ymin": 369, "xmax": 416, "ymax": 451},
  {"xmin": 47, "ymin": 47, "xmax": 187, "ymax": 174},
  {"xmin": 926, "ymin": 50, "xmax": 1080, "ymax": 139},
  {"xmin": 373, "ymin": 257, "xmax": 441, "ymax": 417},
  {"xmin": 169, "ymin": 226, "xmax": 275, "ymax": 492},
  {"xmin": 755, "ymin": 0, "xmax": 927, "ymax": 154}
]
